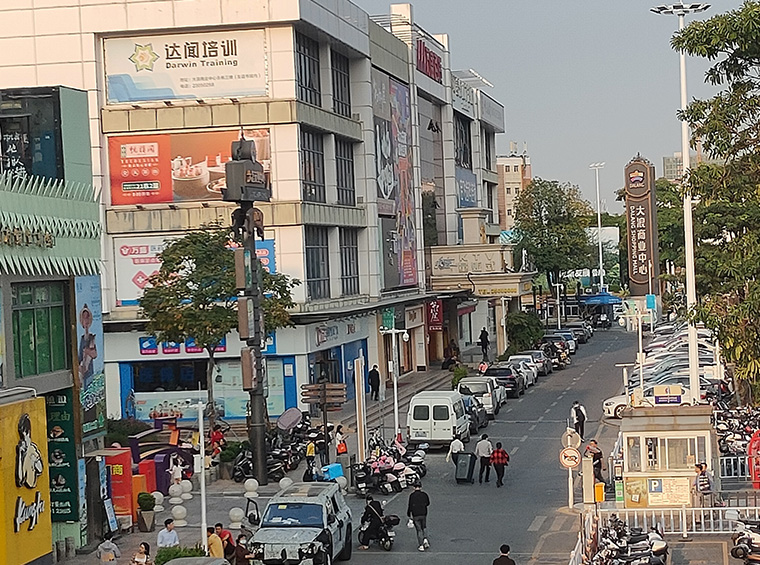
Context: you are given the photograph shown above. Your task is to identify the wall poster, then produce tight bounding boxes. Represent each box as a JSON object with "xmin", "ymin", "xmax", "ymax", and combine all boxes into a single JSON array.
[{"xmin": 74, "ymin": 275, "xmax": 106, "ymax": 440}]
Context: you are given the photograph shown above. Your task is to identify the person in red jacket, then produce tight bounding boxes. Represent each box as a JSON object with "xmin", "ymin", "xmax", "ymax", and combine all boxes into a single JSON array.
[{"xmin": 489, "ymin": 442, "xmax": 510, "ymax": 488}]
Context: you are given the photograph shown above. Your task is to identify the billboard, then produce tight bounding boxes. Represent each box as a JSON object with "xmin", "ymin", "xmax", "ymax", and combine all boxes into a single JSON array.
[
  {"xmin": 455, "ymin": 166, "xmax": 478, "ymax": 208},
  {"xmin": 104, "ymin": 30, "xmax": 267, "ymax": 104},
  {"xmin": 75, "ymin": 276, "xmax": 106, "ymax": 440},
  {"xmin": 108, "ymin": 128, "xmax": 270, "ymax": 205},
  {"xmin": 624, "ymin": 155, "xmax": 660, "ymax": 296},
  {"xmin": 372, "ymin": 69, "xmax": 418, "ymax": 289},
  {"xmin": 46, "ymin": 390, "xmax": 79, "ymax": 522}
]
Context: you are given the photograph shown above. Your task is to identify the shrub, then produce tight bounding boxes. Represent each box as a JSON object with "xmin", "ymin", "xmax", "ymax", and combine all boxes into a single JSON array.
[
  {"xmin": 155, "ymin": 546, "xmax": 206, "ymax": 565},
  {"xmin": 105, "ymin": 418, "xmax": 151, "ymax": 448},
  {"xmin": 219, "ymin": 441, "xmax": 244, "ymax": 463},
  {"xmin": 137, "ymin": 492, "xmax": 156, "ymax": 512},
  {"xmin": 450, "ymin": 365, "xmax": 469, "ymax": 389}
]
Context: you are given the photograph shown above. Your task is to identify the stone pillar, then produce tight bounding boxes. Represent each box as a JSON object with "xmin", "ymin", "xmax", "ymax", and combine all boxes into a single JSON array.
[{"xmin": 457, "ymin": 207, "xmax": 489, "ymax": 245}]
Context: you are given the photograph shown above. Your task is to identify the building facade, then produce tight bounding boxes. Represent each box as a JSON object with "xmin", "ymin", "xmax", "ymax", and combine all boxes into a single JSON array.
[{"xmin": 496, "ymin": 147, "xmax": 532, "ymax": 232}]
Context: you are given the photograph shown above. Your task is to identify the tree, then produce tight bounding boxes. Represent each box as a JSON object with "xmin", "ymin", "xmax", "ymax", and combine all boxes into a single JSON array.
[
  {"xmin": 500, "ymin": 312, "xmax": 544, "ymax": 358},
  {"xmin": 140, "ymin": 228, "xmax": 300, "ymax": 424},
  {"xmin": 513, "ymin": 178, "xmax": 594, "ymax": 290},
  {"xmin": 671, "ymin": 1, "xmax": 760, "ymax": 385}
]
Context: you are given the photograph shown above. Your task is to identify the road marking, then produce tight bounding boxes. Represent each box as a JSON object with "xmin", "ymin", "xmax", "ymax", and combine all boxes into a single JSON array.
[
  {"xmin": 510, "ymin": 446, "xmax": 519, "ymax": 455},
  {"xmin": 549, "ymin": 515, "xmax": 567, "ymax": 531},
  {"xmin": 537, "ymin": 416, "xmax": 544, "ymax": 422},
  {"xmin": 565, "ymin": 387, "xmax": 572, "ymax": 391},
  {"xmin": 544, "ymin": 408, "xmax": 551, "ymax": 413},
  {"xmin": 528, "ymin": 389, "xmax": 535, "ymax": 394},
  {"xmin": 518, "ymin": 398, "xmax": 524, "ymax": 403},
  {"xmin": 550, "ymin": 401, "xmax": 558, "ymax": 407},
  {"xmin": 520, "ymin": 435, "xmax": 528, "ymax": 442},
  {"xmin": 506, "ymin": 408, "xmax": 513, "ymax": 413},
  {"xmin": 528, "ymin": 424, "xmax": 536, "ymax": 431},
  {"xmin": 527, "ymin": 515, "xmax": 547, "ymax": 531}
]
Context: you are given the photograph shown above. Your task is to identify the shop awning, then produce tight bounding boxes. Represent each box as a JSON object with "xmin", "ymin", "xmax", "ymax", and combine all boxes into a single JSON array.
[{"xmin": 579, "ymin": 291, "xmax": 622, "ymax": 306}]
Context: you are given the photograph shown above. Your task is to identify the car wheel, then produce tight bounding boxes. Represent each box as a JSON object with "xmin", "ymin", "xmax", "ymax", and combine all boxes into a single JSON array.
[
  {"xmin": 482, "ymin": 417, "xmax": 489, "ymax": 428},
  {"xmin": 614, "ymin": 404, "xmax": 625, "ymax": 419},
  {"xmin": 338, "ymin": 527, "xmax": 352, "ymax": 561}
]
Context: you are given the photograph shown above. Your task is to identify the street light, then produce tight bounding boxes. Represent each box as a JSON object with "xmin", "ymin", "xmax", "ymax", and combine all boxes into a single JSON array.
[
  {"xmin": 378, "ymin": 326, "xmax": 409, "ymax": 442},
  {"xmin": 651, "ymin": 2, "xmax": 710, "ymax": 404},
  {"xmin": 589, "ymin": 162, "xmax": 606, "ymax": 291}
]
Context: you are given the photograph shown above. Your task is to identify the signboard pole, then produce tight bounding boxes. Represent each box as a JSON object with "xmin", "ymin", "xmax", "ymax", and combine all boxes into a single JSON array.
[
  {"xmin": 198, "ymin": 402, "xmax": 208, "ymax": 554},
  {"xmin": 354, "ymin": 356, "xmax": 367, "ymax": 461},
  {"xmin": 568, "ymin": 466, "xmax": 574, "ymax": 509}
]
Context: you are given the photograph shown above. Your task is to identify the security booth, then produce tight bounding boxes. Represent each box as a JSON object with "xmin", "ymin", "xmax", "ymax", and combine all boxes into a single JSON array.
[{"xmin": 619, "ymin": 405, "xmax": 716, "ymax": 508}]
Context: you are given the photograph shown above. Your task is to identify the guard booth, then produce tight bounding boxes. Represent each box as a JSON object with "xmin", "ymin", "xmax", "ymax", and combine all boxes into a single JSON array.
[{"xmin": 617, "ymin": 405, "xmax": 716, "ymax": 508}]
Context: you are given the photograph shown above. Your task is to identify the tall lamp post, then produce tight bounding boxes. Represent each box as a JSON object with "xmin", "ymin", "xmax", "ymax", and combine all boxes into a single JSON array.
[
  {"xmin": 378, "ymin": 326, "xmax": 409, "ymax": 442},
  {"xmin": 589, "ymin": 162, "xmax": 606, "ymax": 291},
  {"xmin": 651, "ymin": 2, "xmax": 710, "ymax": 404}
]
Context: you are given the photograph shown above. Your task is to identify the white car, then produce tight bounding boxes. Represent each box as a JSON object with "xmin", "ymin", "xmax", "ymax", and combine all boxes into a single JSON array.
[
  {"xmin": 482, "ymin": 375, "xmax": 508, "ymax": 406},
  {"xmin": 507, "ymin": 356, "xmax": 539, "ymax": 386},
  {"xmin": 603, "ymin": 385, "xmax": 695, "ymax": 419}
]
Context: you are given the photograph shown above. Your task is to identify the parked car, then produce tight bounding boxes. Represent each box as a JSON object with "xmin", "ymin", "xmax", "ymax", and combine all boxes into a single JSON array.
[
  {"xmin": 569, "ymin": 328, "xmax": 588, "ymax": 344},
  {"xmin": 520, "ymin": 349, "xmax": 552, "ymax": 376},
  {"xmin": 603, "ymin": 385, "xmax": 696, "ymax": 419},
  {"xmin": 483, "ymin": 363, "xmax": 526, "ymax": 399},
  {"xmin": 407, "ymin": 391, "xmax": 470, "ymax": 445},
  {"xmin": 481, "ymin": 375, "xmax": 508, "ymax": 406},
  {"xmin": 550, "ymin": 331, "xmax": 578, "ymax": 354},
  {"xmin": 507, "ymin": 356, "xmax": 538, "ymax": 386},
  {"xmin": 462, "ymin": 395, "xmax": 488, "ymax": 433},
  {"xmin": 249, "ymin": 482, "xmax": 353, "ymax": 564},
  {"xmin": 457, "ymin": 377, "xmax": 500, "ymax": 418}
]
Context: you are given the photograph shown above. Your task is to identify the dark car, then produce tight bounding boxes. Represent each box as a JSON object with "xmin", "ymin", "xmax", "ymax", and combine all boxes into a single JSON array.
[
  {"xmin": 570, "ymin": 328, "xmax": 588, "ymax": 344},
  {"xmin": 484, "ymin": 363, "xmax": 526, "ymax": 399},
  {"xmin": 520, "ymin": 350, "xmax": 552, "ymax": 376},
  {"xmin": 462, "ymin": 394, "xmax": 489, "ymax": 433}
]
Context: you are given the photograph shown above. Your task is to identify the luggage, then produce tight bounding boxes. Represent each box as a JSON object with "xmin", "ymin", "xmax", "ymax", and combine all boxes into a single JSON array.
[
  {"xmin": 321, "ymin": 462, "xmax": 344, "ymax": 481},
  {"xmin": 455, "ymin": 452, "xmax": 477, "ymax": 484}
]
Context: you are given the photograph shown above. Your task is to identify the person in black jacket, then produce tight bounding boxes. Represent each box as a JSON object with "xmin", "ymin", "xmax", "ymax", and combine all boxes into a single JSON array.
[
  {"xmin": 407, "ymin": 483, "xmax": 430, "ymax": 552},
  {"xmin": 368, "ymin": 365, "xmax": 381, "ymax": 401},
  {"xmin": 358, "ymin": 496, "xmax": 384, "ymax": 549}
]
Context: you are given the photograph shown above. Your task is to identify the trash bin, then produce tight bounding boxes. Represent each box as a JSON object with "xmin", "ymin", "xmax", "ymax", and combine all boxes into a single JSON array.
[
  {"xmin": 455, "ymin": 452, "xmax": 477, "ymax": 484},
  {"xmin": 594, "ymin": 481, "xmax": 606, "ymax": 502}
]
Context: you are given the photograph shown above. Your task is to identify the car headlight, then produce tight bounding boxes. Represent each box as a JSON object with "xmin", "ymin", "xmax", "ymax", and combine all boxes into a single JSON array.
[
  {"xmin": 603, "ymin": 400, "xmax": 614, "ymax": 406},
  {"xmin": 251, "ymin": 543, "xmax": 264, "ymax": 558},
  {"xmin": 299, "ymin": 542, "xmax": 318, "ymax": 558}
]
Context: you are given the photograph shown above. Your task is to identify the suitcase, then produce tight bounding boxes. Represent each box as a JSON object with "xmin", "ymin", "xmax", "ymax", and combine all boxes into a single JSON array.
[
  {"xmin": 321, "ymin": 462, "xmax": 344, "ymax": 481},
  {"xmin": 455, "ymin": 452, "xmax": 477, "ymax": 484}
]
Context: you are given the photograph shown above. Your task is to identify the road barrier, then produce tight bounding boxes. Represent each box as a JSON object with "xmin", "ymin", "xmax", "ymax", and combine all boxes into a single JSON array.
[{"xmin": 597, "ymin": 505, "xmax": 760, "ymax": 535}]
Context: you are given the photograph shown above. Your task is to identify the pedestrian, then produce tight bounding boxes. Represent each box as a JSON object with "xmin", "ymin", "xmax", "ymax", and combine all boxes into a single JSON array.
[
  {"xmin": 156, "ymin": 518, "xmax": 179, "ymax": 549},
  {"xmin": 570, "ymin": 400, "xmax": 588, "ymax": 441},
  {"xmin": 130, "ymin": 542, "xmax": 151, "ymax": 564},
  {"xmin": 475, "ymin": 433, "xmax": 494, "ymax": 483},
  {"xmin": 233, "ymin": 533, "xmax": 253, "ymax": 565},
  {"xmin": 407, "ymin": 483, "xmax": 430, "ymax": 552},
  {"xmin": 316, "ymin": 425, "xmax": 328, "ymax": 466},
  {"xmin": 693, "ymin": 463, "xmax": 715, "ymax": 508},
  {"xmin": 493, "ymin": 544, "xmax": 516, "ymax": 565},
  {"xmin": 96, "ymin": 532, "xmax": 121, "ymax": 562},
  {"xmin": 335, "ymin": 425, "xmax": 348, "ymax": 456},
  {"xmin": 490, "ymin": 442, "xmax": 510, "ymax": 488},
  {"xmin": 585, "ymin": 439, "xmax": 605, "ymax": 484},
  {"xmin": 215, "ymin": 522, "xmax": 236, "ymax": 561},
  {"xmin": 446, "ymin": 436, "xmax": 464, "ymax": 466},
  {"xmin": 478, "ymin": 360, "xmax": 489, "ymax": 374},
  {"xmin": 358, "ymin": 495, "xmax": 385, "ymax": 549},
  {"xmin": 479, "ymin": 327, "xmax": 490, "ymax": 360},
  {"xmin": 369, "ymin": 364, "xmax": 381, "ymax": 401},
  {"xmin": 306, "ymin": 438, "xmax": 316, "ymax": 467},
  {"xmin": 206, "ymin": 527, "xmax": 224, "ymax": 558}
]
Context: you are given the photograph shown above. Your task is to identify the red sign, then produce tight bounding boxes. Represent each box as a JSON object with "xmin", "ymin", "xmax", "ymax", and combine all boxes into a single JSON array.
[
  {"xmin": 427, "ymin": 300, "xmax": 443, "ymax": 331},
  {"xmin": 416, "ymin": 40, "xmax": 442, "ymax": 83},
  {"xmin": 105, "ymin": 449, "xmax": 134, "ymax": 518}
]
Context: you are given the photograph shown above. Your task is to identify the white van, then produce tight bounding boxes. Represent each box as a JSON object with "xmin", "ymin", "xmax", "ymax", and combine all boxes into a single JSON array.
[{"xmin": 406, "ymin": 391, "xmax": 470, "ymax": 446}]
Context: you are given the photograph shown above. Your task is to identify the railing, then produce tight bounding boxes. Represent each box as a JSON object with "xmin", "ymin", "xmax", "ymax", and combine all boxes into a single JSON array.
[
  {"xmin": 568, "ymin": 512, "xmax": 597, "ymax": 565},
  {"xmin": 568, "ymin": 533, "xmax": 584, "ymax": 565},
  {"xmin": 720, "ymin": 454, "xmax": 751, "ymax": 481},
  {"xmin": 597, "ymin": 506, "xmax": 760, "ymax": 535}
]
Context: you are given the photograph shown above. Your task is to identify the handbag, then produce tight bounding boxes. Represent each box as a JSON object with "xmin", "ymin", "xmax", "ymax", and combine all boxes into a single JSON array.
[
  {"xmin": 337, "ymin": 441, "xmax": 348, "ymax": 455},
  {"xmin": 407, "ymin": 518, "xmax": 415, "ymax": 529}
]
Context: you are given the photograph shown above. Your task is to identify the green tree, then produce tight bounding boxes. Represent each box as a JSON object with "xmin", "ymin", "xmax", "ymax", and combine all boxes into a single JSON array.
[
  {"xmin": 140, "ymin": 229, "xmax": 300, "ymax": 423},
  {"xmin": 500, "ymin": 312, "xmax": 545, "ymax": 358},
  {"xmin": 513, "ymin": 178, "xmax": 594, "ymax": 290},
  {"xmin": 672, "ymin": 1, "xmax": 760, "ymax": 384}
]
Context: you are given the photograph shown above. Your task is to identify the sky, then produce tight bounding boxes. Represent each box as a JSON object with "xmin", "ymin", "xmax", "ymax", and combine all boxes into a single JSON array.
[{"xmin": 353, "ymin": 0, "xmax": 744, "ymax": 213}]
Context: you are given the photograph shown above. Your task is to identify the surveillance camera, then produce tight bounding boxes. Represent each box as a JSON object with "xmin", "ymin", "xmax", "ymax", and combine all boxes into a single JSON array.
[{"xmin": 402, "ymin": 332, "xmax": 410, "ymax": 342}]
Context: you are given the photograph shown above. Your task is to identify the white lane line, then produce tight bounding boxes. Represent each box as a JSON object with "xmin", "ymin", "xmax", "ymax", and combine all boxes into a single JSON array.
[
  {"xmin": 506, "ymin": 408, "xmax": 513, "ymax": 413},
  {"xmin": 544, "ymin": 408, "xmax": 551, "ymax": 413},
  {"xmin": 528, "ymin": 389, "xmax": 535, "ymax": 394},
  {"xmin": 528, "ymin": 424, "xmax": 536, "ymax": 431},
  {"xmin": 510, "ymin": 446, "xmax": 520, "ymax": 455},
  {"xmin": 550, "ymin": 515, "xmax": 567, "ymax": 531},
  {"xmin": 550, "ymin": 401, "xmax": 558, "ymax": 407},
  {"xmin": 537, "ymin": 416, "xmax": 544, "ymax": 422},
  {"xmin": 518, "ymin": 398, "xmax": 524, "ymax": 403},
  {"xmin": 527, "ymin": 515, "xmax": 547, "ymax": 532},
  {"xmin": 565, "ymin": 387, "xmax": 572, "ymax": 391},
  {"xmin": 520, "ymin": 435, "xmax": 528, "ymax": 443}
]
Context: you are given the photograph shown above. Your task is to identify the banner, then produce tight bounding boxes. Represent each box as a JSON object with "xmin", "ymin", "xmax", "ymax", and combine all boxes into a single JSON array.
[
  {"xmin": 427, "ymin": 300, "xmax": 443, "ymax": 331},
  {"xmin": 108, "ymin": 128, "xmax": 270, "ymax": 205},
  {"xmin": 45, "ymin": 390, "xmax": 79, "ymax": 522},
  {"xmin": 456, "ymin": 166, "xmax": 478, "ymax": 208},
  {"xmin": 75, "ymin": 275, "xmax": 106, "ymax": 440},
  {"xmin": 0, "ymin": 287, "xmax": 3, "ymax": 387},
  {"xmin": 104, "ymin": 30, "xmax": 267, "ymax": 103}
]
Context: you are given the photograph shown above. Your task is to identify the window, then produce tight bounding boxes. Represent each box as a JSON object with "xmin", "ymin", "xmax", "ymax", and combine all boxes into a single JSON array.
[
  {"xmin": 301, "ymin": 128, "xmax": 325, "ymax": 202},
  {"xmin": 507, "ymin": 209, "xmax": 512, "ymax": 217},
  {"xmin": 454, "ymin": 113, "xmax": 472, "ymax": 169},
  {"xmin": 515, "ymin": 188, "xmax": 520, "ymax": 196},
  {"xmin": 339, "ymin": 228, "xmax": 359, "ymax": 296},
  {"xmin": 12, "ymin": 282, "xmax": 69, "ymax": 377},
  {"xmin": 627, "ymin": 436, "xmax": 642, "ymax": 472},
  {"xmin": 305, "ymin": 226, "xmax": 330, "ymax": 300},
  {"xmin": 331, "ymin": 50, "xmax": 351, "ymax": 117},
  {"xmin": 513, "ymin": 165, "xmax": 519, "ymax": 172},
  {"xmin": 296, "ymin": 32, "xmax": 321, "ymax": 106},
  {"xmin": 484, "ymin": 132, "xmax": 493, "ymax": 170},
  {"xmin": 132, "ymin": 361, "xmax": 207, "ymax": 393},
  {"xmin": 433, "ymin": 405, "xmax": 450, "ymax": 421},
  {"xmin": 505, "ymin": 187, "xmax": 511, "ymax": 195},
  {"xmin": 413, "ymin": 405, "xmax": 430, "ymax": 421},
  {"xmin": 335, "ymin": 138, "xmax": 355, "ymax": 206},
  {"xmin": 453, "ymin": 401, "xmax": 465, "ymax": 419},
  {"xmin": 646, "ymin": 437, "xmax": 659, "ymax": 470}
]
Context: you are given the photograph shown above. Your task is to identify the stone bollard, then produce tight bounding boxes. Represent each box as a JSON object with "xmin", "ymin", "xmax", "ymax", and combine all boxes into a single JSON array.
[
  {"xmin": 168, "ymin": 483, "xmax": 184, "ymax": 505},
  {"xmin": 152, "ymin": 490, "xmax": 165, "ymax": 512},
  {"xmin": 229, "ymin": 507, "xmax": 245, "ymax": 529},
  {"xmin": 172, "ymin": 504, "xmax": 188, "ymax": 527},
  {"xmin": 180, "ymin": 479, "xmax": 193, "ymax": 500},
  {"xmin": 244, "ymin": 478, "xmax": 259, "ymax": 499}
]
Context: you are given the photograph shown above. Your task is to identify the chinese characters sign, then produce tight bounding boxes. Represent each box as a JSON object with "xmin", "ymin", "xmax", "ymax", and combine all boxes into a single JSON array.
[
  {"xmin": 113, "ymin": 235, "xmax": 172, "ymax": 306},
  {"xmin": 624, "ymin": 156, "xmax": 659, "ymax": 296},
  {"xmin": 104, "ymin": 30, "xmax": 267, "ymax": 103},
  {"xmin": 46, "ymin": 390, "xmax": 79, "ymax": 522},
  {"xmin": 427, "ymin": 300, "xmax": 443, "ymax": 331},
  {"xmin": 416, "ymin": 40, "xmax": 443, "ymax": 83}
]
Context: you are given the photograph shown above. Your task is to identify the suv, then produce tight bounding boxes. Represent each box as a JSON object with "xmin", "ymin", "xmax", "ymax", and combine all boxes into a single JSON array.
[
  {"xmin": 250, "ymin": 482, "xmax": 353, "ymax": 564},
  {"xmin": 483, "ymin": 363, "xmax": 526, "ymax": 399}
]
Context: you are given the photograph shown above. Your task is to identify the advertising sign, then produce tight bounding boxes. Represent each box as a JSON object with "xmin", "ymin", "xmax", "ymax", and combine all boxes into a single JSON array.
[
  {"xmin": 113, "ymin": 234, "xmax": 173, "ymax": 306},
  {"xmin": 104, "ymin": 30, "xmax": 268, "ymax": 104},
  {"xmin": 108, "ymin": 128, "xmax": 270, "ymax": 205},
  {"xmin": 624, "ymin": 155, "xmax": 659, "ymax": 296},
  {"xmin": 0, "ymin": 397, "xmax": 52, "ymax": 565},
  {"xmin": 623, "ymin": 477, "xmax": 648, "ymax": 508},
  {"xmin": 256, "ymin": 239, "xmax": 276, "ymax": 274},
  {"xmin": 456, "ymin": 166, "xmax": 478, "ymax": 208},
  {"xmin": 105, "ymin": 449, "xmax": 133, "ymax": 518},
  {"xmin": 647, "ymin": 477, "xmax": 691, "ymax": 506},
  {"xmin": 45, "ymin": 390, "xmax": 78, "ymax": 522},
  {"xmin": 0, "ymin": 287, "xmax": 3, "ymax": 387},
  {"xmin": 75, "ymin": 275, "xmax": 106, "ymax": 440},
  {"xmin": 427, "ymin": 300, "xmax": 443, "ymax": 331}
]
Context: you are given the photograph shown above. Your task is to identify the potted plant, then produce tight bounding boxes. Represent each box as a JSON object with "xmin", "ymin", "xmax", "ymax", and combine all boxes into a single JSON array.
[
  {"xmin": 136, "ymin": 492, "xmax": 156, "ymax": 532},
  {"xmin": 218, "ymin": 441, "xmax": 242, "ymax": 480}
]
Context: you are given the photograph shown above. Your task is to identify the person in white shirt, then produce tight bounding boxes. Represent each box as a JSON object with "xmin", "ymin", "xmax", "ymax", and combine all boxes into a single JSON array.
[
  {"xmin": 446, "ymin": 437, "xmax": 465, "ymax": 465},
  {"xmin": 570, "ymin": 401, "xmax": 588, "ymax": 441},
  {"xmin": 157, "ymin": 518, "xmax": 180, "ymax": 548},
  {"xmin": 474, "ymin": 434, "xmax": 494, "ymax": 483}
]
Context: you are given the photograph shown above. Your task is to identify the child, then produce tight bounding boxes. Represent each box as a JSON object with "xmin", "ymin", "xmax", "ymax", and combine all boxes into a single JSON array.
[{"xmin": 96, "ymin": 532, "xmax": 121, "ymax": 562}]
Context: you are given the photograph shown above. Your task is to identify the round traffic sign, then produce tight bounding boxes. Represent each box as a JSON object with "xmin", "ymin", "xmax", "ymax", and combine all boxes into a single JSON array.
[
  {"xmin": 560, "ymin": 447, "xmax": 581, "ymax": 469},
  {"xmin": 561, "ymin": 429, "xmax": 582, "ymax": 449}
]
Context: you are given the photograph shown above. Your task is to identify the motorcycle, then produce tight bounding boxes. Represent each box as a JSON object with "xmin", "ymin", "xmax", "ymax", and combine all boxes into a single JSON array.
[{"xmin": 232, "ymin": 448, "xmax": 286, "ymax": 482}]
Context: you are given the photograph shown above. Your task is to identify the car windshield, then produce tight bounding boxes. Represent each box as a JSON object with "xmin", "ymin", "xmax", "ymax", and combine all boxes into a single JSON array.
[
  {"xmin": 262, "ymin": 503, "xmax": 324, "ymax": 528},
  {"xmin": 459, "ymin": 382, "xmax": 489, "ymax": 395},
  {"xmin": 484, "ymin": 367, "xmax": 513, "ymax": 378},
  {"xmin": 510, "ymin": 357, "xmax": 532, "ymax": 364}
]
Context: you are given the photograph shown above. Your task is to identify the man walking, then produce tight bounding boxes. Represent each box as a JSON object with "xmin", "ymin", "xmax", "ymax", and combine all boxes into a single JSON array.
[
  {"xmin": 368, "ymin": 364, "xmax": 381, "ymax": 401},
  {"xmin": 490, "ymin": 442, "xmax": 510, "ymax": 488},
  {"xmin": 493, "ymin": 544, "xmax": 516, "ymax": 565},
  {"xmin": 570, "ymin": 400, "xmax": 588, "ymax": 441},
  {"xmin": 407, "ymin": 482, "xmax": 430, "ymax": 552},
  {"xmin": 446, "ymin": 436, "xmax": 464, "ymax": 466},
  {"xmin": 157, "ymin": 518, "xmax": 180, "ymax": 548},
  {"xmin": 475, "ymin": 433, "xmax": 494, "ymax": 483},
  {"xmin": 479, "ymin": 328, "xmax": 490, "ymax": 360}
]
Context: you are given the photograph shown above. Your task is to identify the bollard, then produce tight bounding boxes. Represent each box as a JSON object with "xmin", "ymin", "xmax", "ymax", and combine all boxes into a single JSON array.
[
  {"xmin": 65, "ymin": 536, "xmax": 75, "ymax": 558},
  {"xmin": 55, "ymin": 540, "xmax": 65, "ymax": 562},
  {"xmin": 680, "ymin": 504, "xmax": 691, "ymax": 541}
]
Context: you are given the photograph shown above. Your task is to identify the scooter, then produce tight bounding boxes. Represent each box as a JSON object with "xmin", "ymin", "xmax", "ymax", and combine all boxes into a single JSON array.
[{"xmin": 232, "ymin": 448, "xmax": 286, "ymax": 482}]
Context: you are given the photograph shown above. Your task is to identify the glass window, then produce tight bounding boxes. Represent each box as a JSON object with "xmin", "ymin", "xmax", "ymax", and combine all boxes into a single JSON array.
[
  {"xmin": 413, "ymin": 405, "xmax": 430, "ymax": 421},
  {"xmin": 335, "ymin": 137, "xmax": 355, "ymax": 206},
  {"xmin": 513, "ymin": 165, "xmax": 519, "ymax": 172},
  {"xmin": 627, "ymin": 436, "xmax": 641, "ymax": 472},
  {"xmin": 11, "ymin": 281, "xmax": 69, "ymax": 378},
  {"xmin": 305, "ymin": 226, "xmax": 330, "ymax": 300},
  {"xmin": 697, "ymin": 436, "xmax": 706, "ymax": 464},
  {"xmin": 484, "ymin": 132, "xmax": 493, "ymax": 170},
  {"xmin": 301, "ymin": 129, "xmax": 325, "ymax": 202},
  {"xmin": 667, "ymin": 438, "xmax": 691, "ymax": 469},
  {"xmin": 646, "ymin": 437, "xmax": 659, "ymax": 471},
  {"xmin": 505, "ymin": 187, "xmax": 511, "ymax": 195},
  {"xmin": 339, "ymin": 228, "xmax": 359, "ymax": 296},
  {"xmin": 296, "ymin": 32, "xmax": 321, "ymax": 106},
  {"xmin": 453, "ymin": 400, "xmax": 465, "ymax": 419},
  {"xmin": 454, "ymin": 113, "xmax": 472, "ymax": 170},
  {"xmin": 132, "ymin": 360, "xmax": 207, "ymax": 392},
  {"xmin": 433, "ymin": 405, "xmax": 450, "ymax": 421},
  {"xmin": 331, "ymin": 50, "xmax": 351, "ymax": 117},
  {"xmin": 262, "ymin": 503, "xmax": 324, "ymax": 528}
]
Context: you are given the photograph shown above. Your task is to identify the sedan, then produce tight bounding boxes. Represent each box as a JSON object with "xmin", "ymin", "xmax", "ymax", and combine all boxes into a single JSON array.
[
  {"xmin": 520, "ymin": 350, "xmax": 552, "ymax": 376},
  {"xmin": 484, "ymin": 363, "xmax": 526, "ymax": 399},
  {"xmin": 462, "ymin": 395, "xmax": 489, "ymax": 433},
  {"xmin": 507, "ymin": 356, "xmax": 538, "ymax": 386},
  {"xmin": 603, "ymin": 385, "xmax": 696, "ymax": 419}
]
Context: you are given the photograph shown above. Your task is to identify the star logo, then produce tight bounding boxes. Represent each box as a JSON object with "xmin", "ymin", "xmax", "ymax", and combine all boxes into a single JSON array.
[{"xmin": 129, "ymin": 43, "xmax": 159, "ymax": 72}]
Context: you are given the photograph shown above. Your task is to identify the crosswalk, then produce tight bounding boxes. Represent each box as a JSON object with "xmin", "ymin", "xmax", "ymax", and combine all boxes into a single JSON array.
[{"xmin": 525, "ymin": 513, "xmax": 576, "ymax": 533}]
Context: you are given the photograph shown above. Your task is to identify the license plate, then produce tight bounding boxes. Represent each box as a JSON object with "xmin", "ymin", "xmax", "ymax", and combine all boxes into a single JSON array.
[
  {"xmin": 389, "ymin": 531, "xmax": 396, "ymax": 537},
  {"xmin": 358, "ymin": 483, "xmax": 366, "ymax": 488},
  {"xmin": 414, "ymin": 431, "xmax": 427, "ymax": 438}
]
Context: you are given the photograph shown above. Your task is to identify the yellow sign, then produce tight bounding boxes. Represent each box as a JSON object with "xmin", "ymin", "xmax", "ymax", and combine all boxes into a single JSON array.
[
  {"xmin": 476, "ymin": 286, "xmax": 519, "ymax": 296},
  {"xmin": 0, "ymin": 397, "xmax": 52, "ymax": 565}
]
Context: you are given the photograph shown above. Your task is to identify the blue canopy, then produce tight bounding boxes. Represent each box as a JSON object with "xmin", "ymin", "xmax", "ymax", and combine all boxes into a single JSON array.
[{"xmin": 579, "ymin": 291, "xmax": 622, "ymax": 305}]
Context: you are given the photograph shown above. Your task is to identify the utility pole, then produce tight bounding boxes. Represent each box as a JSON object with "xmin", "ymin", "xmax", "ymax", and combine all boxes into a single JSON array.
[{"xmin": 224, "ymin": 134, "xmax": 270, "ymax": 485}]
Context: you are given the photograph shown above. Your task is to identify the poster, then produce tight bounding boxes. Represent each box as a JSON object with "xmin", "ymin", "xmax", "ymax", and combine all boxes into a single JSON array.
[
  {"xmin": 105, "ymin": 450, "xmax": 133, "ymax": 518},
  {"xmin": 456, "ymin": 166, "xmax": 478, "ymax": 208},
  {"xmin": 46, "ymin": 390, "xmax": 79, "ymax": 522},
  {"xmin": 647, "ymin": 477, "xmax": 691, "ymax": 506},
  {"xmin": 113, "ymin": 235, "xmax": 175, "ymax": 305},
  {"xmin": 624, "ymin": 477, "xmax": 649, "ymax": 508},
  {"xmin": 104, "ymin": 30, "xmax": 267, "ymax": 104},
  {"xmin": 108, "ymin": 128, "xmax": 270, "ymax": 205},
  {"xmin": 75, "ymin": 275, "xmax": 106, "ymax": 439}
]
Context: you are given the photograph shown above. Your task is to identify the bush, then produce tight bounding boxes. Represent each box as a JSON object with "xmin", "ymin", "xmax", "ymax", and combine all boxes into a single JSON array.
[
  {"xmin": 105, "ymin": 418, "xmax": 151, "ymax": 448},
  {"xmin": 219, "ymin": 441, "xmax": 244, "ymax": 463},
  {"xmin": 137, "ymin": 492, "xmax": 156, "ymax": 512},
  {"xmin": 155, "ymin": 546, "xmax": 206, "ymax": 565},
  {"xmin": 450, "ymin": 365, "xmax": 469, "ymax": 389}
]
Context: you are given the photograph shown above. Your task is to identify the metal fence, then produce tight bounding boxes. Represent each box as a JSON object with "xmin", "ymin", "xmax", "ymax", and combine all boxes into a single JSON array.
[
  {"xmin": 597, "ymin": 506, "xmax": 760, "ymax": 536},
  {"xmin": 568, "ymin": 512, "xmax": 597, "ymax": 565},
  {"xmin": 720, "ymin": 454, "xmax": 751, "ymax": 481}
]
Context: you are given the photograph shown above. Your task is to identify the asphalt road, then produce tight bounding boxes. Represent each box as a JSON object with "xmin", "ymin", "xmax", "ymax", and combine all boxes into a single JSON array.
[{"xmin": 345, "ymin": 327, "xmax": 638, "ymax": 565}]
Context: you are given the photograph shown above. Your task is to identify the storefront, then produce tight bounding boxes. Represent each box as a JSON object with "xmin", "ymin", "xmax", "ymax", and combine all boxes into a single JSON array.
[{"xmin": 404, "ymin": 305, "xmax": 427, "ymax": 372}]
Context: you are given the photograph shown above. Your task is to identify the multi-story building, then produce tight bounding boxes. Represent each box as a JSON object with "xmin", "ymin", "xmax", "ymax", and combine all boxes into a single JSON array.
[
  {"xmin": 496, "ymin": 146, "xmax": 532, "ymax": 231},
  {"xmin": 662, "ymin": 150, "xmax": 721, "ymax": 182}
]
